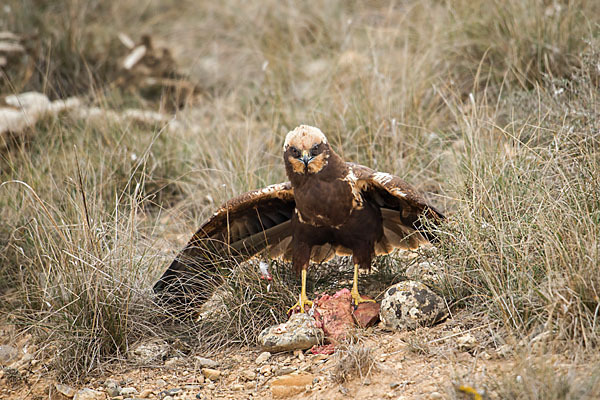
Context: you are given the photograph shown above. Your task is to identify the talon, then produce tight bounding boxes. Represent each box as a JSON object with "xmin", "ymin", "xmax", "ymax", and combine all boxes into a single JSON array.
[
  {"xmin": 351, "ymin": 289, "xmax": 376, "ymax": 306},
  {"xmin": 288, "ymin": 295, "xmax": 313, "ymax": 314}
]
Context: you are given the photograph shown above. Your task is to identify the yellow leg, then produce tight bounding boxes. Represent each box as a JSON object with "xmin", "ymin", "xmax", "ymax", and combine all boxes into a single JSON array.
[
  {"xmin": 288, "ymin": 269, "xmax": 313, "ymax": 313},
  {"xmin": 351, "ymin": 264, "xmax": 376, "ymax": 306}
]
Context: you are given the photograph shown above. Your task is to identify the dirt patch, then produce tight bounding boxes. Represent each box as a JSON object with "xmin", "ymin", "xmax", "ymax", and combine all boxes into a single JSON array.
[{"xmin": 2, "ymin": 310, "xmax": 597, "ymax": 400}]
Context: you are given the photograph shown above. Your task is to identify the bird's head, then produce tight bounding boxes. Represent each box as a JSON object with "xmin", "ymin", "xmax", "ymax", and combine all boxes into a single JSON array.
[{"xmin": 283, "ymin": 125, "xmax": 331, "ymax": 175}]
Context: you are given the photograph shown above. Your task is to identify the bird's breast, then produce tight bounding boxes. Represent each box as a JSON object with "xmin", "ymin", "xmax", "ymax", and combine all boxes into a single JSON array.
[{"xmin": 293, "ymin": 178, "xmax": 356, "ymax": 228}]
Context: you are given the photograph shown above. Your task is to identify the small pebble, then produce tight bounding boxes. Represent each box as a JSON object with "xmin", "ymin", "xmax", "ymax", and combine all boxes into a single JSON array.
[
  {"xmin": 164, "ymin": 358, "xmax": 178, "ymax": 367},
  {"xmin": 194, "ymin": 356, "xmax": 219, "ymax": 369},
  {"xmin": 240, "ymin": 370, "xmax": 257, "ymax": 380},
  {"xmin": 156, "ymin": 379, "xmax": 167, "ymax": 388},
  {"xmin": 166, "ymin": 388, "xmax": 182, "ymax": 395},
  {"xmin": 54, "ymin": 383, "xmax": 76, "ymax": 397},
  {"xmin": 259, "ymin": 365, "xmax": 272, "ymax": 375},
  {"xmin": 201, "ymin": 368, "xmax": 221, "ymax": 380},
  {"xmin": 105, "ymin": 381, "xmax": 121, "ymax": 398},
  {"xmin": 120, "ymin": 387, "xmax": 138, "ymax": 396},
  {"xmin": 255, "ymin": 352, "xmax": 271, "ymax": 364},
  {"xmin": 275, "ymin": 366, "xmax": 296, "ymax": 376}
]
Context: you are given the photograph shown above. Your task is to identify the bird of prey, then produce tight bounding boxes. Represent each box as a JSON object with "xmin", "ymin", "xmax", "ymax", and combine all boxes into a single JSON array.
[{"xmin": 154, "ymin": 125, "xmax": 444, "ymax": 313}]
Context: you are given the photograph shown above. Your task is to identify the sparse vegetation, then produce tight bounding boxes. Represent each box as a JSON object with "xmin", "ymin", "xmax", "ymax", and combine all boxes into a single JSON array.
[
  {"xmin": 1, "ymin": 0, "xmax": 599, "ymax": 394},
  {"xmin": 332, "ymin": 340, "xmax": 378, "ymax": 383}
]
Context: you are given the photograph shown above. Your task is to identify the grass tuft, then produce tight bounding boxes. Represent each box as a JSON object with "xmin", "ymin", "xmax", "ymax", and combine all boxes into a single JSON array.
[{"xmin": 332, "ymin": 339, "xmax": 378, "ymax": 383}]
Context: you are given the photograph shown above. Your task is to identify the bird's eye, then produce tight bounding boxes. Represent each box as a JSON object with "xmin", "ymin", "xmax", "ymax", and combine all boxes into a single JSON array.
[
  {"xmin": 310, "ymin": 144, "xmax": 320, "ymax": 157},
  {"xmin": 290, "ymin": 147, "xmax": 300, "ymax": 157}
]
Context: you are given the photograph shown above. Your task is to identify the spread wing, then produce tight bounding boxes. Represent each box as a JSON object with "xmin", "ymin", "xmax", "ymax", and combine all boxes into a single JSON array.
[
  {"xmin": 153, "ymin": 182, "xmax": 296, "ymax": 308},
  {"xmin": 350, "ymin": 163, "xmax": 445, "ymax": 256}
]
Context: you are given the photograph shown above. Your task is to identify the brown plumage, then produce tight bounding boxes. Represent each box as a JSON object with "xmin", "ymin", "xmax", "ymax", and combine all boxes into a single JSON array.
[{"xmin": 153, "ymin": 125, "xmax": 444, "ymax": 312}]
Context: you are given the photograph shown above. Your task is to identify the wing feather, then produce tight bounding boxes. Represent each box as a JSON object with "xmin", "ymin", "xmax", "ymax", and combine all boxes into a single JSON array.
[
  {"xmin": 349, "ymin": 163, "xmax": 444, "ymax": 255},
  {"xmin": 153, "ymin": 182, "xmax": 296, "ymax": 307}
]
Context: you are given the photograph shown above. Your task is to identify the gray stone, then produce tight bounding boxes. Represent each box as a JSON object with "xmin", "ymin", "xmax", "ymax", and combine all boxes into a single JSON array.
[
  {"xmin": 128, "ymin": 340, "xmax": 169, "ymax": 364},
  {"xmin": 55, "ymin": 383, "xmax": 76, "ymax": 397},
  {"xmin": 0, "ymin": 345, "xmax": 18, "ymax": 365},
  {"xmin": 165, "ymin": 388, "xmax": 182, "ymax": 396},
  {"xmin": 194, "ymin": 356, "xmax": 219, "ymax": 368},
  {"xmin": 73, "ymin": 388, "xmax": 104, "ymax": 400},
  {"xmin": 240, "ymin": 369, "xmax": 257, "ymax": 381},
  {"xmin": 380, "ymin": 281, "xmax": 447, "ymax": 331},
  {"xmin": 155, "ymin": 379, "xmax": 167, "ymax": 388},
  {"xmin": 120, "ymin": 387, "xmax": 138, "ymax": 396},
  {"xmin": 255, "ymin": 351, "xmax": 271, "ymax": 364},
  {"xmin": 105, "ymin": 379, "xmax": 121, "ymax": 397},
  {"xmin": 275, "ymin": 366, "xmax": 297, "ymax": 376},
  {"xmin": 258, "ymin": 313, "xmax": 324, "ymax": 353},
  {"xmin": 457, "ymin": 333, "xmax": 478, "ymax": 351},
  {"xmin": 405, "ymin": 260, "xmax": 444, "ymax": 285}
]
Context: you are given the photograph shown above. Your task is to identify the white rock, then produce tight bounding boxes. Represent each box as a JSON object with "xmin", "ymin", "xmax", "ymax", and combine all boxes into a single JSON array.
[
  {"xmin": 73, "ymin": 388, "xmax": 104, "ymax": 400},
  {"xmin": 0, "ymin": 41, "xmax": 24, "ymax": 53},
  {"xmin": 258, "ymin": 313, "xmax": 324, "ymax": 352},
  {"xmin": 194, "ymin": 356, "xmax": 219, "ymax": 368},
  {"xmin": 5, "ymin": 92, "xmax": 50, "ymax": 112},
  {"xmin": 120, "ymin": 387, "xmax": 138, "ymax": 396},
  {"xmin": 0, "ymin": 92, "xmax": 80, "ymax": 135}
]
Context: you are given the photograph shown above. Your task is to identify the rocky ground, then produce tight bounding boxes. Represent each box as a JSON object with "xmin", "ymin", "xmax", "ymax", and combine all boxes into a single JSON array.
[{"xmin": 1, "ymin": 307, "xmax": 578, "ymax": 400}]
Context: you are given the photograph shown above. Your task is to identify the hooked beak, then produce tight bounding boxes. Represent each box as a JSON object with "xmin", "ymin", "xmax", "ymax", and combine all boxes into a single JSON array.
[{"xmin": 300, "ymin": 150, "xmax": 312, "ymax": 166}]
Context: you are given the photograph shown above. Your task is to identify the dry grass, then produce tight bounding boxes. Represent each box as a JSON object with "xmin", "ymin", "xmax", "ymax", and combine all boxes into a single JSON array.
[
  {"xmin": 332, "ymin": 340, "xmax": 379, "ymax": 383},
  {"xmin": 436, "ymin": 44, "xmax": 600, "ymax": 347},
  {"xmin": 449, "ymin": 353, "xmax": 600, "ymax": 400},
  {"xmin": 1, "ymin": 0, "xmax": 599, "ymax": 385}
]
